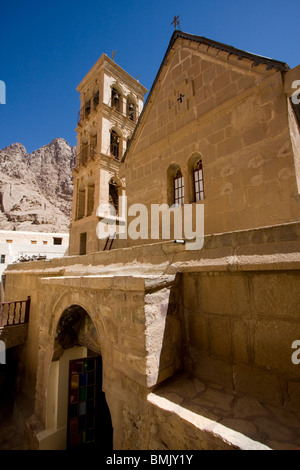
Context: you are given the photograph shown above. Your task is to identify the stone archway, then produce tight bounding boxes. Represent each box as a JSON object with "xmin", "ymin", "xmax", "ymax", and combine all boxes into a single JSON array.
[{"xmin": 39, "ymin": 304, "xmax": 113, "ymax": 450}]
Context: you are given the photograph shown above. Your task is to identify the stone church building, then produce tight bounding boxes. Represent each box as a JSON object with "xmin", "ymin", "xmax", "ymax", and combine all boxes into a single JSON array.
[{"xmin": 2, "ymin": 30, "xmax": 300, "ymax": 450}]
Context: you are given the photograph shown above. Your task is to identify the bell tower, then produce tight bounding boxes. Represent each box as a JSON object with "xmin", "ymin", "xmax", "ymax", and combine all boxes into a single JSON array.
[{"xmin": 68, "ymin": 54, "xmax": 147, "ymax": 255}]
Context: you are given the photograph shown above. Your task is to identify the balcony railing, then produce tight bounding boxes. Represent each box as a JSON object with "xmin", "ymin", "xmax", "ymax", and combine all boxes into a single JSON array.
[
  {"xmin": 78, "ymin": 92, "xmax": 100, "ymax": 125},
  {"xmin": 75, "ymin": 145, "xmax": 97, "ymax": 170},
  {"xmin": 0, "ymin": 296, "xmax": 31, "ymax": 327}
]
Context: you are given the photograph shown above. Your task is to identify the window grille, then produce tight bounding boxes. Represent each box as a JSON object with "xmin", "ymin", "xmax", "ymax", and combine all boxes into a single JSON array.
[
  {"xmin": 193, "ymin": 160, "xmax": 205, "ymax": 201},
  {"xmin": 174, "ymin": 169, "xmax": 184, "ymax": 206}
]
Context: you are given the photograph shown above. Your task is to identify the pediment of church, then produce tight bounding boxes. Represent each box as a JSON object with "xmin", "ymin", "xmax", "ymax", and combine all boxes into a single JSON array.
[{"xmin": 124, "ymin": 31, "xmax": 289, "ymax": 160}]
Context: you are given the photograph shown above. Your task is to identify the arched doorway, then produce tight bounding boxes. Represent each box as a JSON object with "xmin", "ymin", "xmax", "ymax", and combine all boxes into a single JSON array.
[{"xmin": 45, "ymin": 304, "xmax": 113, "ymax": 450}]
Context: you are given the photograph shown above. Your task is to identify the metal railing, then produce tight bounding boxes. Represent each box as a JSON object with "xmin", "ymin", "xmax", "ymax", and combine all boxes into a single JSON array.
[
  {"xmin": 0, "ymin": 296, "xmax": 31, "ymax": 327},
  {"xmin": 77, "ymin": 93, "xmax": 99, "ymax": 125},
  {"xmin": 75, "ymin": 145, "xmax": 97, "ymax": 170}
]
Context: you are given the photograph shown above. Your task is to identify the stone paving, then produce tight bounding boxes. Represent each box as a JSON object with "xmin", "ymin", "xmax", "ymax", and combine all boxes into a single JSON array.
[
  {"xmin": 0, "ymin": 420, "xmax": 25, "ymax": 450},
  {"xmin": 152, "ymin": 373, "xmax": 300, "ymax": 450},
  {"xmin": 0, "ymin": 399, "xmax": 25, "ymax": 450}
]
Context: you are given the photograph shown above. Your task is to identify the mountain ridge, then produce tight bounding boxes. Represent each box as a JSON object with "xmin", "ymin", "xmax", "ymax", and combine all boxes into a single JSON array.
[{"xmin": 0, "ymin": 138, "xmax": 76, "ymax": 232}]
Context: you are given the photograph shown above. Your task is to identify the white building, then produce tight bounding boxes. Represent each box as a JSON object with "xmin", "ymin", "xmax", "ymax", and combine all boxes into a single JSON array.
[{"xmin": 0, "ymin": 231, "xmax": 69, "ymax": 300}]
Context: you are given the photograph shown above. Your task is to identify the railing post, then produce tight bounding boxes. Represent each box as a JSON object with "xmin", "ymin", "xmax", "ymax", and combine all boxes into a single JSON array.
[
  {"xmin": 7, "ymin": 303, "xmax": 11, "ymax": 326},
  {"xmin": 0, "ymin": 297, "xmax": 31, "ymax": 326},
  {"xmin": 0, "ymin": 303, "xmax": 3, "ymax": 327},
  {"xmin": 25, "ymin": 296, "xmax": 31, "ymax": 323},
  {"xmin": 13, "ymin": 302, "xmax": 17, "ymax": 325}
]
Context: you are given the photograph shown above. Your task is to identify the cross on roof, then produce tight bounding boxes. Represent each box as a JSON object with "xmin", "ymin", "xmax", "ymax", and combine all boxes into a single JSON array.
[{"xmin": 171, "ymin": 15, "xmax": 180, "ymax": 30}]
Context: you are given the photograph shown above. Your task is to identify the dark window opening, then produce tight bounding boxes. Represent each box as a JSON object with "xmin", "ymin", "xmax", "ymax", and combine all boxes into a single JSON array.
[
  {"xmin": 109, "ymin": 179, "xmax": 119, "ymax": 214},
  {"xmin": 77, "ymin": 184, "xmax": 86, "ymax": 220},
  {"xmin": 193, "ymin": 160, "xmax": 205, "ymax": 201},
  {"xmin": 0, "ymin": 255, "xmax": 5, "ymax": 264},
  {"xmin": 80, "ymin": 233, "xmax": 87, "ymax": 256},
  {"xmin": 111, "ymin": 88, "xmax": 120, "ymax": 111},
  {"xmin": 110, "ymin": 131, "xmax": 119, "ymax": 160},
  {"xmin": 85, "ymin": 99, "xmax": 91, "ymax": 117},
  {"xmin": 53, "ymin": 237, "xmax": 63, "ymax": 246},
  {"xmin": 93, "ymin": 91, "xmax": 99, "ymax": 108},
  {"xmin": 127, "ymin": 101, "xmax": 135, "ymax": 121},
  {"xmin": 174, "ymin": 169, "xmax": 184, "ymax": 206}
]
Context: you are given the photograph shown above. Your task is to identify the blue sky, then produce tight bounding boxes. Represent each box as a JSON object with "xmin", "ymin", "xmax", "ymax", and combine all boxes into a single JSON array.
[{"xmin": 0, "ymin": 0, "xmax": 299, "ymax": 154}]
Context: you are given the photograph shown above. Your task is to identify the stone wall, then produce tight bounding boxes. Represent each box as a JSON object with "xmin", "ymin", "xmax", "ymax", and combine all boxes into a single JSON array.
[
  {"xmin": 121, "ymin": 39, "xmax": 300, "ymax": 245},
  {"xmin": 182, "ymin": 270, "xmax": 300, "ymax": 413},
  {"xmin": 3, "ymin": 222, "xmax": 300, "ymax": 449}
]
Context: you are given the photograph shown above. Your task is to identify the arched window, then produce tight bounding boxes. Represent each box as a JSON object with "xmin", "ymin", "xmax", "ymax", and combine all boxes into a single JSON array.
[
  {"xmin": 111, "ymin": 87, "xmax": 120, "ymax": 111},
  {"xmin": 76, "ymin": 181, "xmax": 86, "ymax": 220},
  {"xmin": 110, "ymin": 130, "xmax": 120, "ymax": 160},
  {"xmin": 87, "ymin": 176, "xmax": 95, "ymax": 216},
  {"xmin": 93, "ymin": 89, "xmax": 99, "ymax": 108},
  {"xmin": 90, "ymin": 132, "xmax": 97, "ymax": 159},
  {"xmin": 193, "ymin": 159, "xmax": 205, "ymax": 201},
  {"xmin": 127, "ymin": 100, "xmax": 135, "ymax": 121},
  {"xmin": 174, "ymin": 169, "xmax": 184, "ymax": 206},
  {"xmin": 81, "ymin": 142, "xmax": 88, "ymax": 165}
]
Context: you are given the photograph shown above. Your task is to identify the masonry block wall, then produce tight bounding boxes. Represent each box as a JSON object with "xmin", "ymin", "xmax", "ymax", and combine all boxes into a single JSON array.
[
  {"xmin": 121, "ymin": 38, "xmax": 300, "ymax": 247},
  {"xmin": 3, "ymin": 221, "xmax": 300, "ymax": 449},
  {"xmin": 182, "ymin": 269, "xmax": 300, "ymax": 413}
]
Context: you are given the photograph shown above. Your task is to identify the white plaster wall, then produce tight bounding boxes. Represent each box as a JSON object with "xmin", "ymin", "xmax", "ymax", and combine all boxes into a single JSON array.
[{"xmin": 0, "ymin": 231, "xmax": 69, "ymax": 274}]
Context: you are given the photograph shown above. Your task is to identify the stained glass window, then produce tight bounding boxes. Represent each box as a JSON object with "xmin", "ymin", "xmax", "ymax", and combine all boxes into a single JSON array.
[{"xmin": 67, "ymin": 357, "xmax": 98, "ymax": 448}]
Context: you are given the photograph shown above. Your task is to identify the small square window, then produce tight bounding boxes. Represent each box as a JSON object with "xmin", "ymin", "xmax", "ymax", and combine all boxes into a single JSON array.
[
  {"xmin": 31, "ymin": 240, "xmax": 37, "ymax": 244},
  {"xmin": 53, "ymin": 237, "xmax": 62, "ymax": 245},
  {"xmin": 0, "ymin": 255, "xmax": 5, "ymax": 264},
  {"xmin": 43, "ymin": 241, "xmax": 48, "ymax": 245},
  {"xmin": 6, "ymin": 240, "xmax": 12, "ymax": 244}
]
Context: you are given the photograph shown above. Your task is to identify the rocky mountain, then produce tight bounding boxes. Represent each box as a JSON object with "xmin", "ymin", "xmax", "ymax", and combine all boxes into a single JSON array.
[{"xmin": 0, "ymin": 138, "xmax": 76, "ymax": 232}]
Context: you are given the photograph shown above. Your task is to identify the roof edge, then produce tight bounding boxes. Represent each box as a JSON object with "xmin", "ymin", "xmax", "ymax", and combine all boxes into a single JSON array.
[{"xmin": 122, "ymin": 30, "xmax": 290, "ymax": 163}]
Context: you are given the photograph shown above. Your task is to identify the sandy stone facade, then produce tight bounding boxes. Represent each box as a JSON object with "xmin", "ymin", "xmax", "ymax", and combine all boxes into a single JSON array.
[
  {"xmin": 2, "ymin": 31, "xmax": 300, "ymax": 450},
  {"xmin": 121, "ymin": 33, "xmax": 300, "ymax": 245},
  {"xmin": 69, "ymin": 54, "xmax": 147, "ymax": 256}
]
